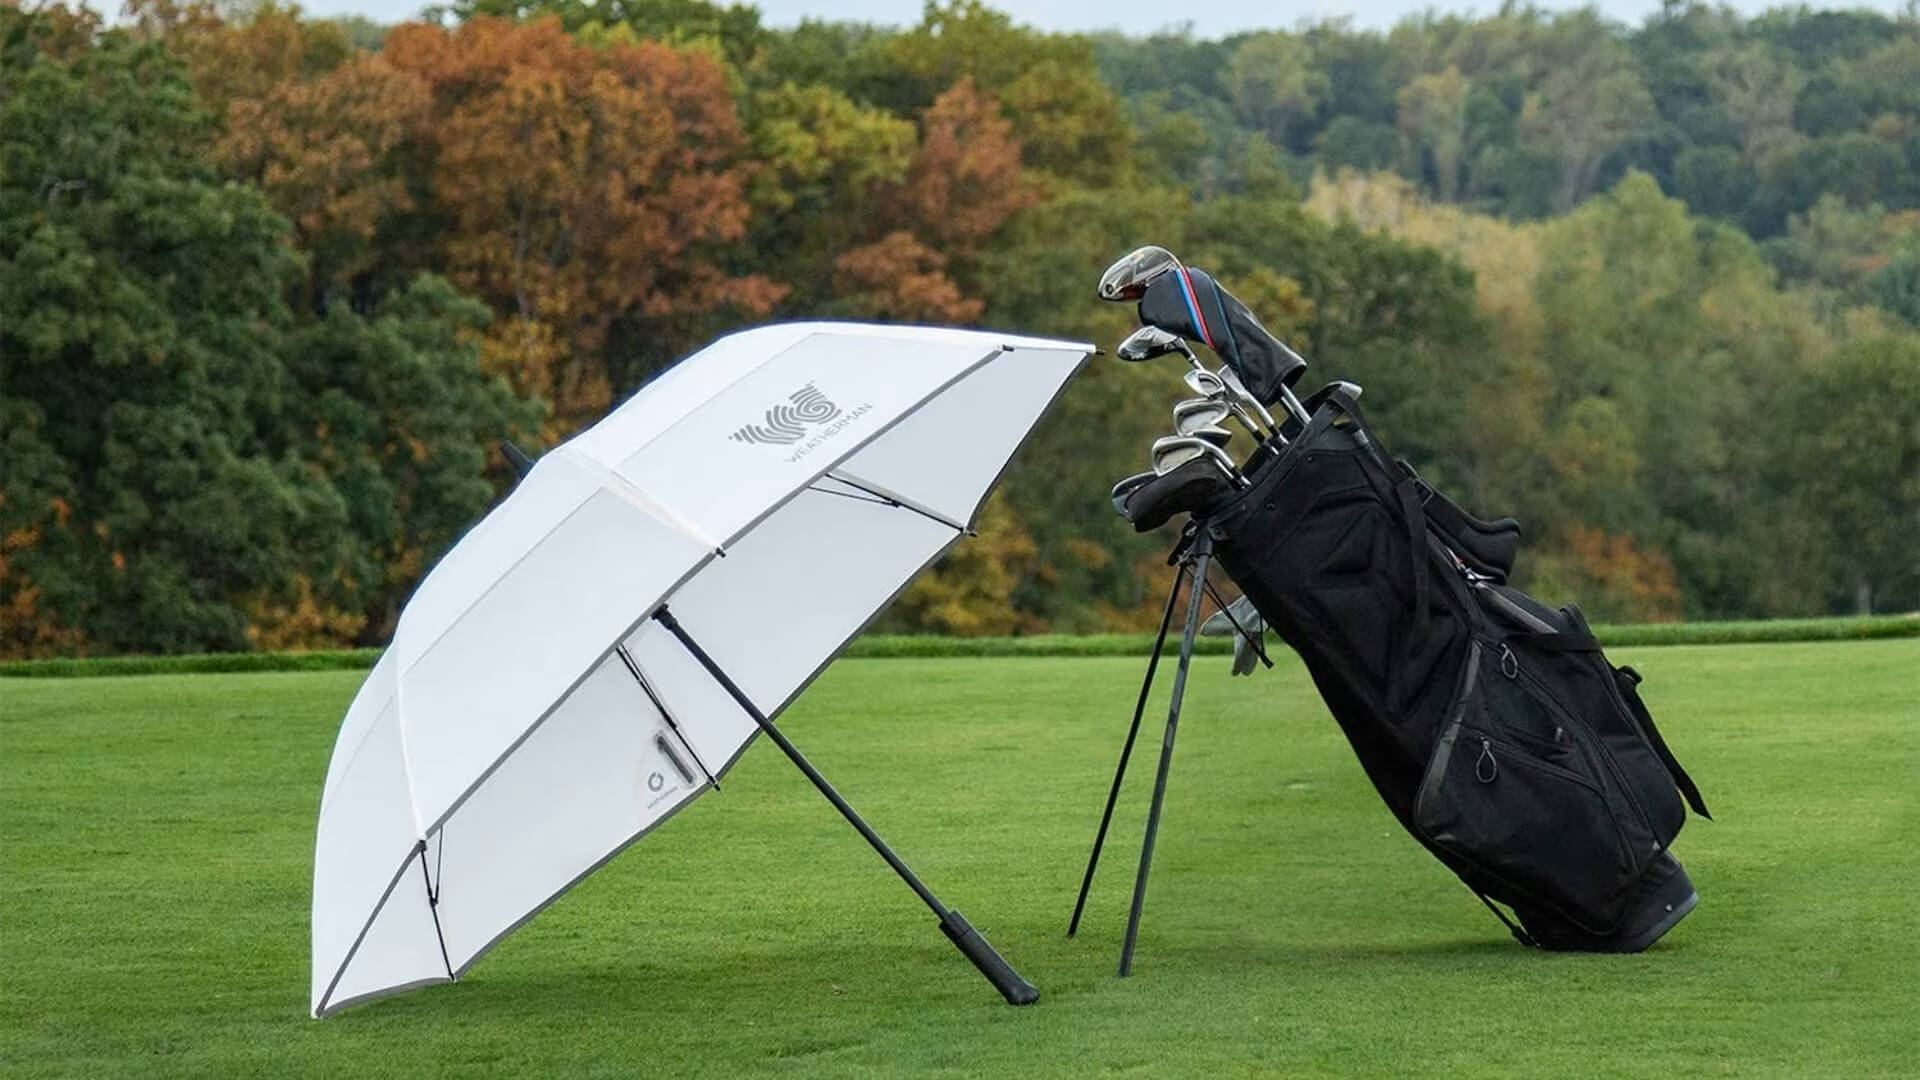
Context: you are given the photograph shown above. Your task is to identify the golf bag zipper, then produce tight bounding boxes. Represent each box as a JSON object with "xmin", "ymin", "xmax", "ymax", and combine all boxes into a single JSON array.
[
  {"xmin": 1493, "ymin": 639, "xmax": 1659, "ymax": 858},
  {"xmin": 1450, "ymin": 551, "xmax": 1660, "ymax": 852},
  {"xmin": 1415, "ymin": 668, "xmax": 1635, "ymax": 933}
]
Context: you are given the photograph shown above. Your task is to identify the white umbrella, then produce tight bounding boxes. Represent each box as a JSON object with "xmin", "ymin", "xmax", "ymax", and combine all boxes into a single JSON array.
[{"xmin": 311, "ymin": 322, "xmax": 1091, "ymax": 1017}]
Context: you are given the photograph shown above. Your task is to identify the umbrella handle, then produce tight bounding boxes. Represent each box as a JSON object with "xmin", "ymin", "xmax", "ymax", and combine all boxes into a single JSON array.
[{"xmin": 941, "ymin": 909, "xmax": 1039, "ymax": 1006}]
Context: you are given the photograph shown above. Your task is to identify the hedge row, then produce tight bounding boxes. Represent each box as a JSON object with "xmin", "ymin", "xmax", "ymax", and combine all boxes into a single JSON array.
[{"xmin": 2, "ymin": 614, "xmax": 1912, "ymax": 678}]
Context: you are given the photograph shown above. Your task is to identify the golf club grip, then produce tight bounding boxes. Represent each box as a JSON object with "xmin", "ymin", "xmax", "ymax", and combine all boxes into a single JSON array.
[{"xmin": 940, "ymin": 910, "xmax": 1039, "ymax": 1006}]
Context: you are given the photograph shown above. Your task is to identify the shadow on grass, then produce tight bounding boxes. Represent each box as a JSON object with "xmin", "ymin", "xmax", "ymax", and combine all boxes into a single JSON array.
[
  {"xmin": 319, "ymin": 932, "xmax": 1548, "ymax": 1031},
  {"xmin": 316, "ymin": 938, "xmax": 995, "ymax": 1029}
]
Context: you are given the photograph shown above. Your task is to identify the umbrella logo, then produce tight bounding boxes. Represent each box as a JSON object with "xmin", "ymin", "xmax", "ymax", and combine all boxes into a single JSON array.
[{"xmin": 730, "ymin": 383, "xmax": 841, "ymax": 445}]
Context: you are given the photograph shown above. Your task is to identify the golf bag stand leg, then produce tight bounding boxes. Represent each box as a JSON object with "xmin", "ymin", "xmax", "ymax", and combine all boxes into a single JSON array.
[
  {"xmin": 652, "ymin": 607, "xmax": 1039, "ymax": 1006},
  {"xmin": 1119, "ymin": 525, "xmax": 1214, "ymax": 977},
  {"xmin": 1067, "ymin": 555, "xmax": 1188, "ymax": 937}
]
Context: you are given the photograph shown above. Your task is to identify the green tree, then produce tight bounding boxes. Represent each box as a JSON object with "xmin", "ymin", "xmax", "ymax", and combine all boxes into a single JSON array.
[
  {"xmin": 1397, "ymin": 64, "xmax": 1475, "ymax": 202},
  {"xmin": 1, "ymin": 8, "xmax": 530, "ymax": 655},
  {"xmin": 1223, "ymin": 32, "xmax": 1328, "ymax": 155},
  {"xmin": 1872, "ymin": 246, "xmax": 1920, "ymax": 328},
  {"xmin": 1521, "ymin": 48, "xmax": 1655, "ymax": 212},
  {"xmin": 1700, "ymin": 43, "xmax": 1805, "ymax": 165},
  {"xmin": 1, "ymin": 14, "xmax": 325, "ymax": 653},
  {"xmin": 1769, "ymin": 338, "xmax": 1920, "ymax": 612}
]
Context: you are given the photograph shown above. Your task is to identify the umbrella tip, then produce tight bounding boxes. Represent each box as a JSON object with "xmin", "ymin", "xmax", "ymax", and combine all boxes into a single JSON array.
[{"xmin": 500, "ymin": 440, "xmax": 535, "ymax": 480}]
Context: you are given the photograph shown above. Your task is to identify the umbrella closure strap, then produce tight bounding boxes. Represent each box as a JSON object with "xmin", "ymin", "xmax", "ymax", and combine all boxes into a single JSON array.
[{"xmin": 651, "ymin": 607, "xmax": 1039, "ymax": 1006}]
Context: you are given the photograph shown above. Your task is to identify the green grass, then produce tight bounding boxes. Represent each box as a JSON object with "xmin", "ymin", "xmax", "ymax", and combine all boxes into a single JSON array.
[
  {"xmin": 3, "ymin": 641, "xmax": 1915, "ymax": 1076},
  {"xmin": 3, "ymin": 613, "xmax": 1914, "ymax": 677}
]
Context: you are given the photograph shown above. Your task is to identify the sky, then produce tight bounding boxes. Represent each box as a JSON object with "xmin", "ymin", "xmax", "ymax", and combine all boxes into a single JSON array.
[{"xmin": 296, "ymin": 0, "xmax": 1913, "ymax": 36}]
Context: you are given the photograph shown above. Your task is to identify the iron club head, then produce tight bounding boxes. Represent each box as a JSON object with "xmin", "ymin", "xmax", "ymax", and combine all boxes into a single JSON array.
[
  {"xmin": 1149, "ymin": 435, "xmax": 1246, "ymax": 486},
  {"xmin": 1183, "ymin": 367, "xmax": 1226, "ymax": 397},
  {"xmin": 1172, "ymin": 397, "xmax": 1231, "ymax": 432}
]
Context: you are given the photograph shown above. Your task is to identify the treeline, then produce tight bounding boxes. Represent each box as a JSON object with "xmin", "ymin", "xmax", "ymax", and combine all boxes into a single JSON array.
[
  {"xmin": 1096, "ymin": 6, "xmax": 1920, "ymax": 321},
  {"xmin": 1, "ymin": 0, "xmax": 1916, "ymax": 658}
]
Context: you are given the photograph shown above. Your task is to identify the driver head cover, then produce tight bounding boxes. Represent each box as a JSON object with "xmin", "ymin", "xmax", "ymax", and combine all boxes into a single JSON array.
[{"xmin": 1138, "ymin": 266, "xmax": 1306, "ymax": 405}]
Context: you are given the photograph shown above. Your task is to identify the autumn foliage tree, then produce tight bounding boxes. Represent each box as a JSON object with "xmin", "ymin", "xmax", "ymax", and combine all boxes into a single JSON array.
[
  {"xmin": 382, "ymin": 16, "xmax": 782, "ymax": 430},
  {"xmin": 832, "ymin": 78, "xmax": 1033, "ymax": 322}
]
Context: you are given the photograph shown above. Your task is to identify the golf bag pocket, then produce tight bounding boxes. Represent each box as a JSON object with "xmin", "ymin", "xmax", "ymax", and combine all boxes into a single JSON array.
[
  {"xmin": 1415, "ymin": 644, "xmax": 1643, "ymax": 931},
  {"xmin": 1491, "ymin": 611, "xmax": 1690, "ymax": 854}
]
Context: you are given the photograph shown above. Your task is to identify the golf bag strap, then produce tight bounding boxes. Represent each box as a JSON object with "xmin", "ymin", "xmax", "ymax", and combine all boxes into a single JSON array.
[
  {"xmin": 1305, "ymin": 383, "xmax": 1434, "ymax": 714},
  {"xmin": 1304, "ymin": 381, "xmax": 1367, "ymax": 425},
  {"xmin": 1397, "ymin": 461, "xmax": 1520, "ymax": 582},
  {"xmin": 1472, "ymin": 889, "xmax": 1537, "ymax": 948},
  {"xmin": 1348, "ymin": 453, "xmax": 1431, "ymax": 715},
  {"xmin": 1616, "ymin": 666, "xmax": 1713, "ymax": 820}
]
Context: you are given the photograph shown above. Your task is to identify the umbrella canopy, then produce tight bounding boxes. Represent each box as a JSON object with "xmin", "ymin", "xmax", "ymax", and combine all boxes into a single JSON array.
[{"xmin": 312, "ymin": 322, "xmax": 1091, "ymax": 1017}]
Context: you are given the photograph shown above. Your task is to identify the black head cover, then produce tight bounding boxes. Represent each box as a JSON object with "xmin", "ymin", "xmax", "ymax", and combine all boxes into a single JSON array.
[
  {"xmin": 1122, "ymin": 457, "xmax": 1236, "ymax": 532},
  {"xmin": 1137, "ymin": 267, "xmax": 1307, "ymax": 406}
]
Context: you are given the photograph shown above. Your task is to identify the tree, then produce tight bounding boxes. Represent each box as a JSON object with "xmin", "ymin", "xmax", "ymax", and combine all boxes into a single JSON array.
[
  {"xmin": 1770, "ymin": 338, "xmax": 1920, "ymax": 612},
  {"xmin": 437, "ymin": 0, "xmax": 770, "ymax": 69},
  {"xmin": 1521, "ymin": 52, "xmax": 1655, "ymax": 213},
  {"xmin": 279, "ymin": 276, "xmax": 539, "ymax": 641},
  {"xmin": 1671, "ymin": 145, "xmax": 1749, "ymax": 219},
  {"xmin": 1397, "ymin": 64, "xmax": 1474, "ymax": 202},
  {"xmin": 1, "ymin": 7, "xmax": 531, "ymax": 655},
  {"xmin": 1701, "ymin": 43, "xmax": 1805, "ymax": 165},
  {"xmin": 211, "ymin": 53, "xmax": 432, "ymax": 308},
  {"xmin": 1223, "ymin": 32, "xmax": 1328, "ymax": 155},
  {"xmin": 1873, "ymin": 246, "xmax": 1920, "ymax": 328},
  {"xmin": 381, "ymin": 17, "xmax": 782, "ymax": 429},
  {"xmin": 1, "ymin": 12, "xmax": 329, "ymax": 654}
]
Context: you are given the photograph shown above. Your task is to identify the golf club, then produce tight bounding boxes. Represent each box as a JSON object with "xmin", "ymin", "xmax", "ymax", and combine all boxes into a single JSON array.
[
  {"xmin": 1182, "ymin": 368, "xmax": 1272, "ymax": 444},
  {"xmin": 1116, "ymin": 325, "xmax": 1198, "ymax": 364},
  {"xmin": 1179, "ymin": 423, "xmax": 1233, "ymax": 448},
  {"xmin": 1150, "ymin": 435, "xmax": 1247, "ymax": 487},
  {"xmin": 1171, "ymin": 399, "xmax": 1234, "ymax": 448},
  {"xmin": 1098, "ymin": 246, "xmax": 1184, "ymax": 302},
  {"xmin": 1110, "ymin": 471, "xmax": 1156, "ymax": 516},
  {"xmin": 1217, "ymin": 364, "xmax": 1288, "ymax": 433},
  {"xmin": 1171, "ymin": 397, "xmax": 1231, "ymax": 431}
]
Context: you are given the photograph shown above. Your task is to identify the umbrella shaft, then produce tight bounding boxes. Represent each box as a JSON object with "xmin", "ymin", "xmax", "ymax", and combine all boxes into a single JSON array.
[{"xmin": 651, "ymin": 608, "xmax": 947, "ymax": 918}]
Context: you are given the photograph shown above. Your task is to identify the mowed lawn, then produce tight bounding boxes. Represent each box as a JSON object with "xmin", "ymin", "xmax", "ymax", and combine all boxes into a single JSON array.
[{"xmin": 2, "ymin": 640, "xmax": 1915, "ymax": 1077}]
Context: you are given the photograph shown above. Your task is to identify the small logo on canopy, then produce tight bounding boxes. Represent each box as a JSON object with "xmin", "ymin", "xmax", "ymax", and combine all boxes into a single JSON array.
[{"xmin": 731, "ymin": 383, "xmax": 841, "ymax": 445}]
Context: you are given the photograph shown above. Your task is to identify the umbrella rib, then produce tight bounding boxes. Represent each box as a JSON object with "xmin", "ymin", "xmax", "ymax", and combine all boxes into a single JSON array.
[
  {"xmin": 804, "ymin": 483, "xmax": 895, "ymax": 509},
  {"xmin": 824, "ymin": 470, "xmax": 971, "ymax": 534},
  {"xmin": 614, "ymin": 643, "xmax": 720, "ymax": 792},
  {"xmin": 418, "ymin": 843, "xmax": 455, "ymax": 980}
]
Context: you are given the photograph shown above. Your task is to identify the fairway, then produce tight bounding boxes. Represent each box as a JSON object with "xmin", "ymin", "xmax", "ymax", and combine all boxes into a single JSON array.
[{"xmin": 3, "ymin": 640, "xmax": 1915, "ymax": 1077}]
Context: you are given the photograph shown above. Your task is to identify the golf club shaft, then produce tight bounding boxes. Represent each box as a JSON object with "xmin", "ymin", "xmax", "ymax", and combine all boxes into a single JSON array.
[
  {"xmin": 1067, "ymin": 565, "xmax": 1186, "ymax": 937},
  {"xmin": 652, "ymin": 607, "xmax": 1039, "ymax": 1006},
  {"xmin": 1184, "ymin": 354, "xmax": 1274, "ymax": 444},
  {"xmin": 1275, "ymin": 384, "xmax": 1312, "ymax": 428},
  {"xmin": 1119, "ymin": 531, "xmax": 1213, "ymax": 976},
  {"xmin": 1242, "ymin": 392, "xmax": 1280, "ymax": 436}
]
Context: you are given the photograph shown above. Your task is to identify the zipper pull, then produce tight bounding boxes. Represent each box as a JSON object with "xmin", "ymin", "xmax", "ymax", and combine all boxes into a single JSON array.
[
  {"xmin": 1475, "ymin": 738, "xmax": 1498, "ymax": 783},
  {"xmin": 1499, "ymin": 644, "xmax": 1518, "ymax": 679}
]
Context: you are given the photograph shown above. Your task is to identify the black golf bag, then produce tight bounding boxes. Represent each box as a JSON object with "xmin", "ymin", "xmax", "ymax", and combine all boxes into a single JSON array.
[{"xmin": 1203, "ymin": 383, "xmax": 1711, "ymax": 950}]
